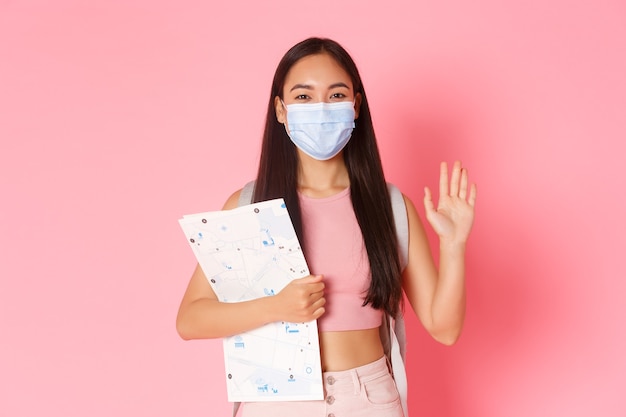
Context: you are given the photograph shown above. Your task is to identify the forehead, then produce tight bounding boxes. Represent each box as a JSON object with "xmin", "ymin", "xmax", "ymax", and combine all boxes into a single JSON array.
[{"xmin": 284, "ymin": 53, "xmax": 353, "ymax": 90}]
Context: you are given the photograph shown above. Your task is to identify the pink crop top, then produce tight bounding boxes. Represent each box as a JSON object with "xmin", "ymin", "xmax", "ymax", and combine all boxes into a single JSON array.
[{"xmin": 299, "ymin": 187, "xmax": 383, "ymax": 332}]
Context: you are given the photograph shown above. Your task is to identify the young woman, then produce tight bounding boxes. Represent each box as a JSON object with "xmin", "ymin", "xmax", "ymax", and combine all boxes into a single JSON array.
[{"xmin": 177, "ymin": 37, "xmax": 476, "ymax": 417}]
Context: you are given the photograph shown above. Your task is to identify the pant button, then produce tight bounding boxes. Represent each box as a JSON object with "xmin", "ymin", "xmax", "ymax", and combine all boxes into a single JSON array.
[
  {"xmin": 326, "ymin": 375, "xmax": 336, "ymax": 385},
  {"xmin": 326, "ymin": 395, "xmax": 335, "ymax": 405}
]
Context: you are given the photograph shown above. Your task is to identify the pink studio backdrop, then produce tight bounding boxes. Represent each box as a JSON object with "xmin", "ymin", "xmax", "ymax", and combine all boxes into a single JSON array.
[{"xmin": 1, "ymin": 1, "xmax": 625, "ymax": 416}]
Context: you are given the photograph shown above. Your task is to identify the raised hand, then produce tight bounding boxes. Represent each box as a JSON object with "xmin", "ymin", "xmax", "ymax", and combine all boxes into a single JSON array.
[{"xmin": 424, "ymin": 161, "xmax": 477, "ymax": 245}]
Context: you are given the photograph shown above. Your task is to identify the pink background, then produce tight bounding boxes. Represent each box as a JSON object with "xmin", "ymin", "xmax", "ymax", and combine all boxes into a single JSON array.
[{"xmin": 2, "ymin": 1, "xmax": 625, "ymax": 416}]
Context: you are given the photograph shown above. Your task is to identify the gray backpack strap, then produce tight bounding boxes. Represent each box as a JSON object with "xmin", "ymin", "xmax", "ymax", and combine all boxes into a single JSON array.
[
  {"xmin": 387, "ymin": 183, "xmax": 408, "ymax": 271},
  {"xmin": 238, "ymin": 181, "xmax": 255, "ymax": 206},
  {"xmin": 386, "ymin": 182, "xmax": 409, "ymax": 416}
]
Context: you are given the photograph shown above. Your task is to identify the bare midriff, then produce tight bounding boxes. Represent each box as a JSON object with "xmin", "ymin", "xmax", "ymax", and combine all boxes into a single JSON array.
[{"xmin": 319, "ymin": 327, "xmax": 384, "ymax": 372}]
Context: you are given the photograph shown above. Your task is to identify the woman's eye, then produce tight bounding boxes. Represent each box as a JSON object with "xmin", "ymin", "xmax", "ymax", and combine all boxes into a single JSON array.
[
  {"xmin": 331, "ymin": 93, "xmax": 347, "ymax": 99},
  {"xmin": 295, "ymin": 94, "xmax": 310, "ymax": 100}
]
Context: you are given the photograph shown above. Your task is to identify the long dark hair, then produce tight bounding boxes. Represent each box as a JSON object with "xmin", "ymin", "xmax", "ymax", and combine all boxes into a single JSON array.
[{"xmin": 253, "ymin": 37, "xmax": 403, "ymax": 317}]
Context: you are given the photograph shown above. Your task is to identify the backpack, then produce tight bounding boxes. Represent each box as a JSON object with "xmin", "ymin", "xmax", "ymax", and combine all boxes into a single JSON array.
[{"xmin": 233, "ymin": 181, "xmax": 409, "ymax": 416}]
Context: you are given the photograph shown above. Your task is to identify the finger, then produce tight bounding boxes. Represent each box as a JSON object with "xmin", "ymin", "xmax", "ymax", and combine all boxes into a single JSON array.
[
  {"xmin": 459, "ymin": 167, "xmax": 468, "ymax": 200},
  {"xmin": 439, "ymin": 161, "xmax": 449, "ymax": 199},
  {"xmin": 449, "ymin": 160, "xmax": 462, "ymax": 197},
  {"xmin": 308, "ymin": 283, "xmax": 325, "ymax": 294},
  {"xmin": 308, "ymin": 297, "xmax": 326, "ymax": 320},
  {"xmin": 312, "ymin": 306, "xmax": 325, "ymax": 320},
  {"xmin": 298, "ymin": 275, "xmax": 323, "ymax": 284},
  {"xmin": 468, "ymin": 183, "xmax": 477, "ymax": 207},
  {"xmin": 424, "ymin": 186, "xmax": 435, "ymax": 214},
  {"xmin": 313, "ymin": 297, "xmax": 326, "ymax": 308}
]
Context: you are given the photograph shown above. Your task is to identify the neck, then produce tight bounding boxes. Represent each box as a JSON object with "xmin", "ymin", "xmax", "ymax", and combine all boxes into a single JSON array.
[{"xmin": 297, "ymin": 151, "xmax": 349, "ymax": 198}]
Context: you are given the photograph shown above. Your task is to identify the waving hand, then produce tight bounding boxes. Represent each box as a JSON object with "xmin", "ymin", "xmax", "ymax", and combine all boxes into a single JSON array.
[{"xmin": 424, "ymin": 161, "xmax": 477, "ymax": 244}]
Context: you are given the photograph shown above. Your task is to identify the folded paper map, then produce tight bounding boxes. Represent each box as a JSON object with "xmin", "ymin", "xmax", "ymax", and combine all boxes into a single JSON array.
[{"xmin": 179, "ymin": 198, "xmax": 323, "ymax": 402}]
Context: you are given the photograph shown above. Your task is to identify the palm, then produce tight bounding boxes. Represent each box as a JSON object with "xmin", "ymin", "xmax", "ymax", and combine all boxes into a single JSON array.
[{"xmin": 424, "ymin": 161, "xmax": 477, "ymax": 243}]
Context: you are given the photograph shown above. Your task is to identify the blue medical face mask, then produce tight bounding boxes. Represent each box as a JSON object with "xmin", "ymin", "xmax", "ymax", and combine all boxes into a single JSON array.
[{"xmin": 283, "ymin": 101, "xmax": 356, "ymax": 161}]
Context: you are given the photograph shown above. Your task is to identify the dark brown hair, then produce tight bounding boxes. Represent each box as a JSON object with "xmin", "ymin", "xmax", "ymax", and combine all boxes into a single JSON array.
[{"xmin": 253, "ymin": 37, "xmax": 402, "ymax": 317}]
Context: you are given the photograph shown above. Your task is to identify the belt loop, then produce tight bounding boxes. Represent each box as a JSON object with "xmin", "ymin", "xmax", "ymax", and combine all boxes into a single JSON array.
[
  {"xmin": 385, "ymin": 354, "xmax": 394, "ymax": 377},
  {"xmin": 351, "ymin": 368, "xmax": 360, "ymax": 395}
]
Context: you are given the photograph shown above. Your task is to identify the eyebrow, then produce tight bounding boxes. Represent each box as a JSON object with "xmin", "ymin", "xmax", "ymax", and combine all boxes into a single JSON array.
[{"xmin": 289, "ymin": 82, "xmax": 351, "ymax": 92}]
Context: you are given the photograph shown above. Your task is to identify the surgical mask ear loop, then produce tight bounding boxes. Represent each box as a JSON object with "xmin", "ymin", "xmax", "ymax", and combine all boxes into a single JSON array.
[
  {"xmin": 279, "ymin": 99, "xmax": 292, "ymax": 140},
  {"xmin": 280, "ymin": 99, "xmax": 288, "ymax": 126}
]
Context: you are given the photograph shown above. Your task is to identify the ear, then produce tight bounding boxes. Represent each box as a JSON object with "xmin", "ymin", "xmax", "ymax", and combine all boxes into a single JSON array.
[
  {"xmin": 274, "ymin": 96, "xmax": 286, "ymax": 124},
  {"xmin": 354, "ymin": 93, "xmax": 363, "ymax": 120}
]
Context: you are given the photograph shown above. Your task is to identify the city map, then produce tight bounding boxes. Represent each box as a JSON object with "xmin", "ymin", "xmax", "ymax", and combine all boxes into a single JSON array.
[{"xmin": 179, "ymin": 199, "xmax": 324, "ymax": 402}]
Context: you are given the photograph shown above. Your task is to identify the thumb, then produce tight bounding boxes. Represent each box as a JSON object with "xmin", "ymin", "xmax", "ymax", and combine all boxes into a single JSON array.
[{"xmin": 424, "ymin": 186, "xmax": 435, "ymax": 214}]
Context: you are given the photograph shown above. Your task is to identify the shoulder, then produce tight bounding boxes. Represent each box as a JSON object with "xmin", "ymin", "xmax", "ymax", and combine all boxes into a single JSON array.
[
  {"xmin": 222, "ymin": 188, "xmax": 243, "ymax": 210},
  {"xmin": 222, "ymin": 180, "xmax": 256, "ymax": 210}
]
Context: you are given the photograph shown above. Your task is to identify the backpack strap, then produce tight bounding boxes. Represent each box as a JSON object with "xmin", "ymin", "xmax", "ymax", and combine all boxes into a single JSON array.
[
  {"xmin": 232, "ymin": 180, "xmax": 410, "ymax": 417},
  {"xmin": 385, "ymin": 182, "xmax": 409, "ymax": 416},
  {"xmin": 387, "ymin": 183, "xmax": 408, "ymax": 271},
  {"xmin": 238, "ymin": 181, "xmax": 256, "ymax": 207}
]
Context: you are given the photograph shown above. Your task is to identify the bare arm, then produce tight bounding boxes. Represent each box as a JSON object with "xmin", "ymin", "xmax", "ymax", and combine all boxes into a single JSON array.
[
  {"xmin": 402, "ymin": 161, "xmax": 476, "ymax": 345},
  {"xmin": 176, "ymin": 189, "xmax": 326, "ymax": 340}
]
